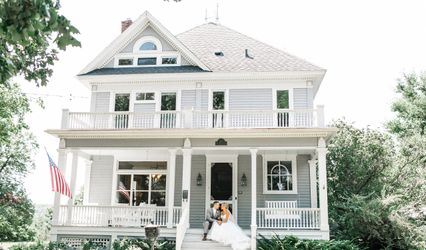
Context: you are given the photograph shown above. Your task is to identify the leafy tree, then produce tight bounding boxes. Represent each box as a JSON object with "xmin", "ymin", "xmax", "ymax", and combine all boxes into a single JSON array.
[
  {"xmin": 327, "ymin": 120, "xmax": 394, "ymax": 204},
  {"xmin": 0, "ymin": 178, "xmax": 35, "ymax": 241},
  {"xmin": 0, "ymin": 0, "xmax": 80, "ymax": 87},
  {"xmin": 0, "ymin": 83, "xmax": 37, "ymax": 241},
  {"xmin": 327, "ymin": 120, "xmax": 426, "ymax": 249},
  {"xmin": 387, "ymin": 72, "xmax": 426, "ymax": 137},
  {"xmin": 0, "ymin": 0, "xmax": 80, "ymax": 241}
]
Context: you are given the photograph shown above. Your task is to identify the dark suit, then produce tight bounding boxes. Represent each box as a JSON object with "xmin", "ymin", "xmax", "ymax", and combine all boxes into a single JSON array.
[{"xmin": 203, "ymin": 207, "xmax": 221, "ymax": 234}]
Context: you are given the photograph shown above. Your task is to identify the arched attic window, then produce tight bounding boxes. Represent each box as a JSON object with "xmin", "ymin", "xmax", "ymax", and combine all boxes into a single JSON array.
[
  {"xmin": 140, "ymin": 42, "xmax": 157, "ymax": 51},
  {"xmin": 133, "ymin": 36, "xmax": 162, "ymax": 53}
]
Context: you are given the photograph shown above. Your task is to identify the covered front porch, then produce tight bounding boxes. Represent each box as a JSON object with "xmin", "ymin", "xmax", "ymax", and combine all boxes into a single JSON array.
[{"xmin": 50, "ymin": 135, "xmax": 331, "ymax": 249}]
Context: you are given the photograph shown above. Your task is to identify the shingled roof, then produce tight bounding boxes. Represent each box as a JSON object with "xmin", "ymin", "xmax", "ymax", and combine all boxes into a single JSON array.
[{"xmin": 177, "ymin": 22, "xmax": 323, "ymax": 73}]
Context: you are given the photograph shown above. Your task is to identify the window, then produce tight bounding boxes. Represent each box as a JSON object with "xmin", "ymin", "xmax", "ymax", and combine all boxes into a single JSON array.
[
  {"xmin": 161, "ymin": 57, "xmax": 177, "ymax": 65},
  {"xmin": 135, "ymin": 92, "xmax": 155, "ymax": 101},
  {"xmin": 118, "ymin": 58, "xmax": 133, "ymax": 66},
  {"xmin": 212, "ymin": 91, "xmax": 225, "ymax": 110},
  {"xmin": 263, "ymin": 156, "xmax": 297, "ymax": 194},
  {"xmin": 161, "ymin": 92, "xmax": 176, "ymax": 111},
  {"xmin": 277, "ymin": 90, "xmax": 289, "ymax": 109},
  {"xmin": 116, "ymin": 161, "xmax": 167, "ymax": 206},
  {"xmin": 267, "ymin": 161, "xmax": 292, "ymax": 191},
  {"xmin": 140, "ymin": 42, "xmax": 157, "ymax": 51},
  {"xmin": 118, "ymin": 161, "xmax": 166, "ymax": 170},
  {"xmin": 138, "ymin": 57, "xmax": 157, "ymax": 66}
]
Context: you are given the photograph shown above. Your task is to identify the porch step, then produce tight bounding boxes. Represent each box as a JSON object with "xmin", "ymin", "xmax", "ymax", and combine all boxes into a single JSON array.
[{"xmin": 181, "ymin": 229, "xmax": 232, "ymax": 250}]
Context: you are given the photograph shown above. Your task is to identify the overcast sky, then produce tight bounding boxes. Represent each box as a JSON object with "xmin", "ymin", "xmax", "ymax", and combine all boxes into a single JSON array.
[{"xmin": 21, "ymin": 0, "xmax": 426, "ymax": 205}]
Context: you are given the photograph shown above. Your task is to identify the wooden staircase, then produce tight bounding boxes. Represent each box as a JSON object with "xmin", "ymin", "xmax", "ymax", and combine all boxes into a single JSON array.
[{"xmin": 181, "ymin": 229, "xmax": 232, "ymax": 250}]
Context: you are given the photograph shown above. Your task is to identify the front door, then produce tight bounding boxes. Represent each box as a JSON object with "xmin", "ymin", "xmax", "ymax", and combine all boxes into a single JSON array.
[{"xmin": 206, "ymin": 162, "xmax": 237, "ymax": 221}]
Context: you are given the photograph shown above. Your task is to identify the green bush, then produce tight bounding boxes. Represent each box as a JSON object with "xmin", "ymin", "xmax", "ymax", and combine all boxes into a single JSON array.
[
  {"xmin": 8, "ymin": 241, "xmax": 105, "ymax": 250},
  {"xmin": 257, "ymin": 235, "xmax": 360, "ymax": 250},
  {"xmin": 112, "ymin": 238, "xmax": 175, "ymax": 250}
]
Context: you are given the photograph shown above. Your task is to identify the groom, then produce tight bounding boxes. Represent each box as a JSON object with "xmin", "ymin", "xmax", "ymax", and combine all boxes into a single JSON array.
[{"xmin": 202, "ymin": 201, "xmax": 221, "ymax": 241}]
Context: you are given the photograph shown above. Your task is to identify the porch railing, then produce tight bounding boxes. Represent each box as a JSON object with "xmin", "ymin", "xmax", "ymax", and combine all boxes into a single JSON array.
[
  {"xmin": 57, "ymin": 205, "xmax": 181, "ymax": 227},
  {"xmin": 175, "ymin": 202, "xmax": 190, "ymax": 250},
  {"xmin": 256, "ymin": 208, "xmax": 321, "ymax": 229},
  {"xmin": 62, "ymin": 107, "xmax": 324, "ymax": 130}
]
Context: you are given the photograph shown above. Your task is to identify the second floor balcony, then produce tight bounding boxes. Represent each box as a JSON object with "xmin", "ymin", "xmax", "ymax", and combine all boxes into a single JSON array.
[{"xmin": 61, "ymin": 106, "xmax": 325, "ymax": 130}]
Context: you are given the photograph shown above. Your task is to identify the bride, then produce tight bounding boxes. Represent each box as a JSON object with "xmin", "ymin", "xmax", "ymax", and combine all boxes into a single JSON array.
[{"xmin": 210, "ymin": 203, "xmax": 251, "ymax": 250}]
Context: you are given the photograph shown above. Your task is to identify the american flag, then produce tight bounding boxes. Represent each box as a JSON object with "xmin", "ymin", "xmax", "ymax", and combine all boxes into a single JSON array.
[
  {"xmin": 118, "ymin": 181, "xmax": 130, "ymax": 201},
  {"xmin": 47, "ymin": 151, "xmax": 72, "ymax": 199}
]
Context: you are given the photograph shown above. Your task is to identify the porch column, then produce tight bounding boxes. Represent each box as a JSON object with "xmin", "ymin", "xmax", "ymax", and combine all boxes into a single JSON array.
[
  {"xmin": 51, "ymin": 139, "xmax": 67, "ymax": 241},
  {"xmin": 66, "ymin": 151, "xmax": 79, "ymax": 225},
  {"xmin": 250, "ymin": 149, "xmax": 258, "ymax": 250},
  {"xmin": 308, "ymin": 159, "xmax": 318, "ymax": 208},
  {"xmin": 181, "ymin": 139, "xmax": 192, "ymax": 205},
  {"xmin": 83, "ymin": 159, "xmax": 93, "ymax": 205},
  {"xmin": 317, "ymin": 138, "xmax": 329, "ymax": 234},
  {"xmin": 167, "ymin": 149, "xmax": 177, "ymax": 228}
]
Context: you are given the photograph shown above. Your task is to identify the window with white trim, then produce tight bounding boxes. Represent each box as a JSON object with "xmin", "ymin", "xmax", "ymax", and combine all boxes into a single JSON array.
[
  {"xmin": 118, "ymin": 58, "xmax": 133, "ymax": 66},
  {"xmin": 161, "ymin": 57, "xmax": 177, "ymax": 65},
  {"xmin": 263, "ymin": 155, "xmax": 297, "ymax": 194},
  {"xmin": 116, "ymin": 161, "xmax": 167, "ymax": 206},
  {"xmin": 135, "ymin": 92, "xmax": 155, "ymax": 101}
]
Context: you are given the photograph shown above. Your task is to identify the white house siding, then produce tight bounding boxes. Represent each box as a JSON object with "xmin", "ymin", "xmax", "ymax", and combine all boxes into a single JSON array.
[
  {"xmin": 236, "ymin": 155, "xmax": 252, "ymax": 228},
  {"xmin": 236, "ymin": 154, "xmax": 311, "ymax": 229},
  {"xmin": 174, "ymin": 156, "xmax": 183, "ymax": 207},
  {"xmin": 134, "ymin": 103, "xmax": 155, "ymax": 112},
  {"xmin": 293, "ymin": 88, "xmax": 313, "ymax": 109},
  {"xmin": 88, "ymin": 155, "xmax": 114, "ymax": 205},
  {"xmin": 90, "ymin": 92, "xmax": 110, "ymax": 112},
  {"xmin": 181, "ymin": 89, "xmax": 208, "ymax": 111},
  {"xmin": 188, "ymin": 155, "xmax": 207, "ymax": 228},
  {"xmin": 229, "ymin": 88, "xmax": 273, "ymax": 110}
]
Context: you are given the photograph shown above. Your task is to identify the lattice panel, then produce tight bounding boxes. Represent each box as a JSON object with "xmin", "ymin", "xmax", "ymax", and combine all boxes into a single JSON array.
[{"xmin": 58, "ymin": 235, "xmax": 111, "ymax": 249}]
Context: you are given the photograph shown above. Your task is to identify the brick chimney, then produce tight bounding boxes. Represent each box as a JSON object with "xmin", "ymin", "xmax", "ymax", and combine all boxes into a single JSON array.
[{"xmin": 121, "ymin": 19, "xmax": 133, "ymax": 33}]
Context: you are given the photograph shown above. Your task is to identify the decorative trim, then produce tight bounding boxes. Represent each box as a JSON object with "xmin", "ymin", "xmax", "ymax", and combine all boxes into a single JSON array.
[{"xmin": 46, "ymin": 128, "xmax": 337, "ymax": 140}]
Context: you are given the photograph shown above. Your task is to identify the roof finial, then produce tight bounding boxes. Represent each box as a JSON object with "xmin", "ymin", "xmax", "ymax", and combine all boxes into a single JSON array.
[
  {"xmin": 216, "ymin": 3, "xmax": 219, "ymax": 23},
  {"xmin": 204, "ymin": 3, "xmax": 220, "ymax": 24}
]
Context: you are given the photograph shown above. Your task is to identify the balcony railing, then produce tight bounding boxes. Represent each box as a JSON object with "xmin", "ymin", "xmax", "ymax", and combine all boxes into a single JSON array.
[
  {"xmin": 57, "ymin": 205, "xmax": 181, "ymax": 227},
  {"xmin": 61, "ymin": 106, "xmax": 324, "ymax": 130}
]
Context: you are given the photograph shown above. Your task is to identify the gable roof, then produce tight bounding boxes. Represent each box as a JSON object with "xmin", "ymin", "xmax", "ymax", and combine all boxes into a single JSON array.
[
  {"xmin": 177, "ymin": 23, "xmax": 324, "ymax": 73},
  {"xmin": 79, "ymin": 11, "xmax": 210, "ymax": 75}
]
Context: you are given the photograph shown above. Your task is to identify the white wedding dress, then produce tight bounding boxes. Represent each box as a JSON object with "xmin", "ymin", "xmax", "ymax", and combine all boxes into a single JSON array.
[{"xmin": 210, "ymin": 210, "xmax": 251, "ymax": 250}]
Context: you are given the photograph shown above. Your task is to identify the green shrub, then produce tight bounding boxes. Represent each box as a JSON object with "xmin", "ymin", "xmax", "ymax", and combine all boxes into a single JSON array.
[
  {"xmin": 112, "ymin": 238, "xmax": 175, "ymax": 250},
  {"xmin": 8, "ymin": 241, "xmax": 68, "ymax": 250},
  {"xmin": 257, "ymin": 235, "xmax": 360, "ymax": 250},
  {"xmin": 8, "ymin": 241, "xmax": 104, "ymax": 250}
]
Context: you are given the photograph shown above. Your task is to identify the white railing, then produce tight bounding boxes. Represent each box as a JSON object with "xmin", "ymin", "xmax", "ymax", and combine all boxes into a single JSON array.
[
  {"xmin": 256, "ymin": 208, "xmax": 320, "ymax": 229},
  {"xmin": 66, "ymin": 111, "xmax": 179, "ymax": 130},
  {"xmin": 175, "ymin": 203, "xmax": 190, "ymax": 250},
  {"xmin": 63, "ymin": 107, "xmax": 324, "ymax": 130},
  {"xmin": 57, "ymin": 205, "xmax": 181, "ymax": 227}
]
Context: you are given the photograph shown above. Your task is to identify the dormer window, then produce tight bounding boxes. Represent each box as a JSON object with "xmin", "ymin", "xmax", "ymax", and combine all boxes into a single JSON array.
[
  {"xmin": 114, "ymin": 35, "xmax": 181, "ymax": 67},
  {"xmin": 140, "ymin": 42, "xmax": 157, "ymax": 51}
]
